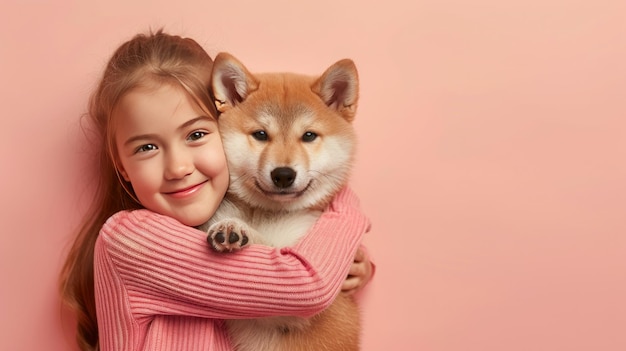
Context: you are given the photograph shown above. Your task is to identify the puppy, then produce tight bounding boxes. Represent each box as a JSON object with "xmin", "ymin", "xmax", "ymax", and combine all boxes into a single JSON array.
[{"xmin": 204, "ymin": 52, "xmax": 360, "ymax": 351}]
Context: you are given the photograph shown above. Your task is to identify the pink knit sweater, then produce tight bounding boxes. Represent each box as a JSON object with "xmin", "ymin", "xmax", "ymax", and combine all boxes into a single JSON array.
[{"xmin": 94, "ymin": 188, "xmax": 370, "ymax": 350}]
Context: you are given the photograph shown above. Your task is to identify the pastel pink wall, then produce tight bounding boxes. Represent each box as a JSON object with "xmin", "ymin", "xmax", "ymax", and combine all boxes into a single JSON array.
[{"xmin": 1, "ymin": 0, "xmax": 624, "ymax": 350}]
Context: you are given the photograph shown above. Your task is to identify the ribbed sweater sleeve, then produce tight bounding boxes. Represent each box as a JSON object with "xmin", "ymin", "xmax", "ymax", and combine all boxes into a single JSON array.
[{"xmin": 95, "ymin": 187, "xmax": 370, "ymax": 324}]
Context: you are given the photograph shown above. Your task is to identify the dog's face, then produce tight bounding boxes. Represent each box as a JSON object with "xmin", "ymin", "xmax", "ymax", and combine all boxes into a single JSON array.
[{"xmin": 211, "ymin": 53, "xmax": 359, "ymax": 212}]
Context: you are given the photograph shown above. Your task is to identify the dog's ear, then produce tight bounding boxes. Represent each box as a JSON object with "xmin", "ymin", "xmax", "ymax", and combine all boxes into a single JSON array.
[
  {"xmin": 211, "ymin": 52, "xmax": 259, "ymax": 113},
  {"xmin": 312, "ymin": 59, "xmax": 359, "ymax": 122}
]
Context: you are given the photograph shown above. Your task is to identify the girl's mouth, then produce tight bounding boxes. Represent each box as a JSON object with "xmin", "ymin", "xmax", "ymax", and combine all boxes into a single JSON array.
[{"xmin": 165, "ymin": 180, "xmax": 208, "ymax": 199}]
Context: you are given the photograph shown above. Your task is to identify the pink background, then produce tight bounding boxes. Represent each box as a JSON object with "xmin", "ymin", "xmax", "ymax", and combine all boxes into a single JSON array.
[{"xmin": 1, "ymin": 0, "xmax": 625, "ymax": 350}]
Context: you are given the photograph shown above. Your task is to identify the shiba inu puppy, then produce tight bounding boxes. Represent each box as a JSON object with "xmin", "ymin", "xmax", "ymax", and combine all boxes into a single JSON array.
[{"xmin": 204, "ymin": 52, "xmax": 361, "ymax": 351}]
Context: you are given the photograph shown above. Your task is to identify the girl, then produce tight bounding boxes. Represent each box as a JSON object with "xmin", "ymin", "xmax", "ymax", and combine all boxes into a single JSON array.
[{"xmin": 59, "ymin": 30, "xmax": 372, "ymax": 351}]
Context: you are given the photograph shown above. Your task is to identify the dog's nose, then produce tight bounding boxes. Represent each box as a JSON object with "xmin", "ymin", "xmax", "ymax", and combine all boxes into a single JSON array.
[{"xmin": 271, "ymin": 167, "xmax": 296, "ymax": 188}]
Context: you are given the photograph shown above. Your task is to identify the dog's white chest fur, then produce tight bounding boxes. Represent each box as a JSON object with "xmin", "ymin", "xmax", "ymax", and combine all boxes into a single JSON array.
[
  {"xmin": 208, "ymin": 198, "xmax": 322, "ymax": 248},
  {"xmin": 249, "ymin": 211, "xmax": 320, "ymax": 248}
]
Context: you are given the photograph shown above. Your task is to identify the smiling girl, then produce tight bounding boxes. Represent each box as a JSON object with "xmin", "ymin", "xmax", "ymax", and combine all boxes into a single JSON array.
[{"xmin": 59, "ymin": 30, "xmax": 372, "ymax": 351}]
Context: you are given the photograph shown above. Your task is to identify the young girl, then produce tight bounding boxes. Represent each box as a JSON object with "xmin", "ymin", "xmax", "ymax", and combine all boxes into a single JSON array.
[{"xmin": 59, "ymin": 30, "xmax": 373, "ymax": 351}]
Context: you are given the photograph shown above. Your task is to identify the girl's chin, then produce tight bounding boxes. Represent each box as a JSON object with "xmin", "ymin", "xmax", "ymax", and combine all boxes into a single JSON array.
[
  {"xmin": 159, "ymin": 200, "xmax": 220, "ymax": 227},
  {"xmin": 180, "ymin": 216, "xmax": 212, "ymax": 227}
]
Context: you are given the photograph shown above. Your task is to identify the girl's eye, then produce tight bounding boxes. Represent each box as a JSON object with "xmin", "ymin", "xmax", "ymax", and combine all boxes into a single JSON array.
[
  {"xmin": 188, "ymin": 131, "xmax": 207, "ymax": 141},
  {"xmin": 252, "ymin": 130, "xmax": 268, "ymax": 141},
  {"xmin": 302, "ymin": 131, "xmax": 318, "ymax": 142},
  {"xmin": 136, "ymin": 144, "xmax": 157, "ymax": 153}
]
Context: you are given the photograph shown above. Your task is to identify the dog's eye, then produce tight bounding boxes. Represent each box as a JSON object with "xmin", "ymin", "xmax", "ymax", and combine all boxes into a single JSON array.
[
  {"xmin": 302, "ymin": 131, "xmax": 317, "ymax": 142},
  {"xmin": 252, "ymin": 130, "xmax": 268, "ymax": 141}
]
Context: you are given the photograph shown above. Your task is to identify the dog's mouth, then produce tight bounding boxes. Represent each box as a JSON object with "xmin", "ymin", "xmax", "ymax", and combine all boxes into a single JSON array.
[{"xmin": 254, "ymin": 180, "xmax": 312, "ymax": 202}]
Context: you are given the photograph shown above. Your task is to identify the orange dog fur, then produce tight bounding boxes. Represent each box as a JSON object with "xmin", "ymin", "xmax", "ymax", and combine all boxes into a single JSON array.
[{"xmin": 203, "ymin": 52, "xmax": 361, "ymax": 351}]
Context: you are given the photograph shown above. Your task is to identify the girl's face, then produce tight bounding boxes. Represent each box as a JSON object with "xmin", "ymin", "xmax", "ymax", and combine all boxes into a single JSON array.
[{"xmin": 114, "ymin": 83, "xmax": 229, "ymax": 227}]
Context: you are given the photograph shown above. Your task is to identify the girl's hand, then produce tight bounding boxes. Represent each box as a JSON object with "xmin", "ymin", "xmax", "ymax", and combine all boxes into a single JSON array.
[{"xmin": 342, "ymin": 245, "xmax": 374, "ymax": 295}]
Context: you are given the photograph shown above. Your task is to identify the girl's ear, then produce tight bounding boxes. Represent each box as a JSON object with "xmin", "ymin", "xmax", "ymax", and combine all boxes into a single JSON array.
[
  {"xmin": 211, "ymin": 52, "xmax": 259, "ymax": 113},
  {"xmin": 117, "ymin": 165, "xmax": 130, "ymax": 182}
]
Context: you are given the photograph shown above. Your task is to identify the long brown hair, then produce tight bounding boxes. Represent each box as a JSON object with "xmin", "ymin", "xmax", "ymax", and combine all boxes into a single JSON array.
[{"xmin": 59, "ymin": 30, "xmax": 217, "ymax": 350}]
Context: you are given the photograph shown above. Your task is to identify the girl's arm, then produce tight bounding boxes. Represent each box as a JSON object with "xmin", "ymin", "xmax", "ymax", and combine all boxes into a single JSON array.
[{"xmin": 94, "ymin": 187, "xmax": 369, "ymax": 322}]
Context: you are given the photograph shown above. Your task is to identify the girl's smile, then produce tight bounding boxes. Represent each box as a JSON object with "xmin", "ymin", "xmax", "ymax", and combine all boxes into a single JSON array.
[{"xmin": 164, "ymin": 179, "xmax": 209, "ymax": 199}]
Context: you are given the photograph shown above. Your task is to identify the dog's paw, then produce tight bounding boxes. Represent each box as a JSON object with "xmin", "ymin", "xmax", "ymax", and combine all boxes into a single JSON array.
[{"xmin": 207, "ymin": 218, "xmax": 254, "ymax": 252}]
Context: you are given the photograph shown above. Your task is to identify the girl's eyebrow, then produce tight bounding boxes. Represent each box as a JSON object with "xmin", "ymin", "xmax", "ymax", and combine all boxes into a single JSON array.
[
  {"xmin": 123, "ymin": 116, "xmax": 214, "ymax": 146},
  {"xmin": 124, "ymin": 133, "xmax": 157, "ymax": 146},
  {"xmin": 178, "ymin": 115, "xmax": 214, "ymax": 131}
]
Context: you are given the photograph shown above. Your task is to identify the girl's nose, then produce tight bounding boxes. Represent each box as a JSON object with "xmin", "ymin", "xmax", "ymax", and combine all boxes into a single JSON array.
[{"xmin": 164, "ymin": 150, "xmax": 194, "ymax": 180}]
